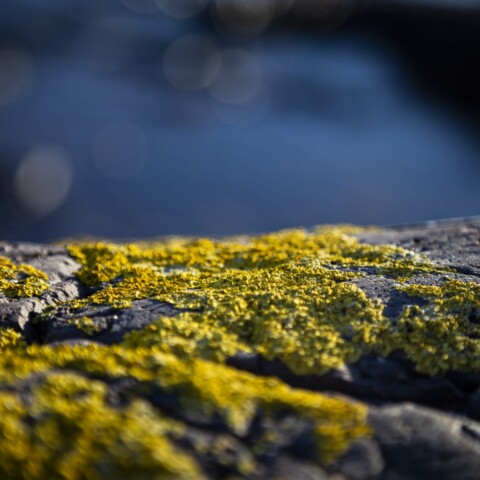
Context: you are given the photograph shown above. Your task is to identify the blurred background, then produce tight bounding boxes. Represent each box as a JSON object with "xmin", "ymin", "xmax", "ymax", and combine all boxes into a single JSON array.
[{"xmin": 1, "ymin": 0, "xmax": 480, "ymax": 241}]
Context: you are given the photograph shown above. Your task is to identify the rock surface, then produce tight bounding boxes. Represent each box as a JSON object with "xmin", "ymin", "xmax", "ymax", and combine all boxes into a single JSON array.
[{"xmin": 1, "ymin": 218, "xmax": 480, "ymax": 479}]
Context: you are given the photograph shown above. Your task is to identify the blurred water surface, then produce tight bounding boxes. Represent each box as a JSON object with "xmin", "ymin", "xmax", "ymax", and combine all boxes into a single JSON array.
[{"xmin": 1, "ymin": 0, "xmax": 479, "ymax": 241}]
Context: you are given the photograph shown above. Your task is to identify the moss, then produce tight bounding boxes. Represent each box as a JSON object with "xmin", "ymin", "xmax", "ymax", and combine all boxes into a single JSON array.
[{"xmin": 0, "ymin": 256, "xmax": 49, "ymax": 298}]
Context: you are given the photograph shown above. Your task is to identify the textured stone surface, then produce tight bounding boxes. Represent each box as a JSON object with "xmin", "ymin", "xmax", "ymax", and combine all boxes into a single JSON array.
[{"xmin": 1, "ymin": 218, "xmax": 480, "ymax": 479}]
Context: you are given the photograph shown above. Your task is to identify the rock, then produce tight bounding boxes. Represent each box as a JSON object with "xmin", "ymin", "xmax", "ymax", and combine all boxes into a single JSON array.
[
  {"xmin": 334, "ymin": 438, "xmax": 384, "ymax": 480},
  {"xmin": 467, "ymin": 390, "xmax": 480, "ymax": 421},
  {"xmin": 1, "ymin": 218, "xmax": 480, "ymax": 479},
  {"xmin": 370, "ymin": 403, "xmax": 480, "ymax": 480},
  {"xmin": 0, "ymin": 245, "xmax": 82, "ymax": 338},
  {"xmin": 41, "ymin": 298, "xmax": 184, "ymax": 345}
]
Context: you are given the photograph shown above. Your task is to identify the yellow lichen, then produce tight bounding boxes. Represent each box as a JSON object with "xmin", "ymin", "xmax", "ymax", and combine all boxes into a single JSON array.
[
  {"xmin": 68, "ymin": 227, "xmax": 456, "ymax": 376},
  {"xmin": 0, "ymin": 328, "xmax": 26, "ymax": 350},
  {"xmin": 380, "ymin": 280, "xmax": 480, "ymax": 375},
  {"xmin": 2, "ymin": 225, "xmax": 477, "ymax": 478},
  {"xmin": 0, "ymin": 342, "xmax": 370, "ymax": 467},
  {"xmin": 0, "ymin": 371, "xmax": 203, "ymax": 480},
  {"xmin": 67, "ymin": 317, "xmax": 101, "ymax": 336},
  {"xmin": 0, "ymin": 256, "xmax": 48, "ymax": 298}
]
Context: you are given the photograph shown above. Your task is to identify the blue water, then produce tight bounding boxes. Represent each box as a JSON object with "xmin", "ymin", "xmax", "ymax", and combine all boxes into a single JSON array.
[{"xmin": 1, "ymin": 1, "xmax": 479, "ymax": 241}]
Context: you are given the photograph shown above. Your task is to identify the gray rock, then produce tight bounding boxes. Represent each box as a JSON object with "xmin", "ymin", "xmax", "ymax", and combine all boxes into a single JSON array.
[
  {"xmin": 0, "ymin": 245, "xmax": 82, "ymax": 339},
  {"xmin": 41, "ymin": 298, "xmax": 184, "ymax": 344},
  {"xmin": 335, "ymin": 438, "xmax": 384, "ymax": 480},
  {"xmin": 370, "ymin": 403, "xmax": 480, "ymax": 480}
]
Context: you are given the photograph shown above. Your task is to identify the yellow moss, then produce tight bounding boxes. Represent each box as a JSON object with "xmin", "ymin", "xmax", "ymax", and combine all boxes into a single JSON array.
[
  {"xmin": 0, "ymin": 371, "xmax": 203, "ymax": 480},
  {"xmin": 0, "ymin": 343, "xmax": 370, "ymax": 467},
  {"xmin": 0, "ymin": 256, "xmax": 48, "ymax": 298}
]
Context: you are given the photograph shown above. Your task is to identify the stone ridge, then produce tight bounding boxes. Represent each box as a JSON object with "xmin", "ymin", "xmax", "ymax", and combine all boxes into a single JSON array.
[{"xmin": 0, "ymin": 220, "xmax": 480, "ymax": 479}]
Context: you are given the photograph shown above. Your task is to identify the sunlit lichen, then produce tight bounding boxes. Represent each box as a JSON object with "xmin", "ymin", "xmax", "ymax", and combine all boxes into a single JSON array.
[
  {"xmin": 379, "ymin": 280, "xmax": 480, "ymax": 375},
  {"xmin": 0, "ymin": 370, "xmax": 203, "ymax": 480},
  {"xmin": 68, "ymin": 227, "xmax": 457, "ymax": 376},
  {"xmin": 67, "ymin": 316, "xmax": 101, "ymax": 336},
  {"xmin": 0, "ymin": 328, "xmax": 26, "ymax": 350},
  {"xmin": 0, "ymin": 342, "xmax": 370, "ymax": 467},
  {"xmin": 0, "ymin": 256, "xmax": 48, "ymax": 298},
  {"xmin": 2, "ymin": 225, "xmax": 478, "ymax": 478}
]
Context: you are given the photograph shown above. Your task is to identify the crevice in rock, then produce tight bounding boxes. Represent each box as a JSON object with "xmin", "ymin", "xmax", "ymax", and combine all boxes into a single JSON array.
[
  {"xmin": 23, "ymin": 310, "xmax": 50, "ymax": 344},
  {"xmin": 226, "ymin": 352, "xmax": 477, "ymax": 422}
]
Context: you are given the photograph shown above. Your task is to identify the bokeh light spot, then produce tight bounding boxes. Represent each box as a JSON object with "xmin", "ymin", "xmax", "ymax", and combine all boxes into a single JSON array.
[
  {"xmin": 209, "ymin": 48, "xmax": 262, "ymax": 105},
  {"xmin": 162, "ymin": 35, "xmax": 220, "ymax": 92},
  {"xmin": 13, "ymin": 146, "xmax": 73, "ymax": 216},
  {"xmin": 213, "ymin": 0, "xmax": 276, "ymax": 35}
]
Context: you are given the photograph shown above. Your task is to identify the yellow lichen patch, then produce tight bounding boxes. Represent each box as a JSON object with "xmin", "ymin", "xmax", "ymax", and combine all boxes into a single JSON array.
[
  {"xmin": 0, "ymin": 371, "xmax": 203, "ymax": 480},
  {"xmin": 124, "ymin": 315, "xmax": 250, "ymax": 362},
  {"xmin": 0, "ymin": 342, "xmax": 370, "ymax": 466},
  {"xmin": 0, "ymin": 256, "xmax": 49, "ymax": 298},
  {"xmin": 178, "ymin": 356, "xmax": 371, "ymax": 465},
  {"xmin": 4, "ymin": 226, "xmax": 476, "ymax": 477},
  {"xmin": 0, "ymin": 328, "xmax": 26, "ymax": 350},
  {"xmin": 380, "ymin": 280, "xmax": 480, "ymax": 375},
  {"xmin": 67, "ymin": 317, "xmax": 101, "ymax": 336},
  {"xmin": 68, "ymin": 228, "xmax": 452, "ymax": 376}
]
